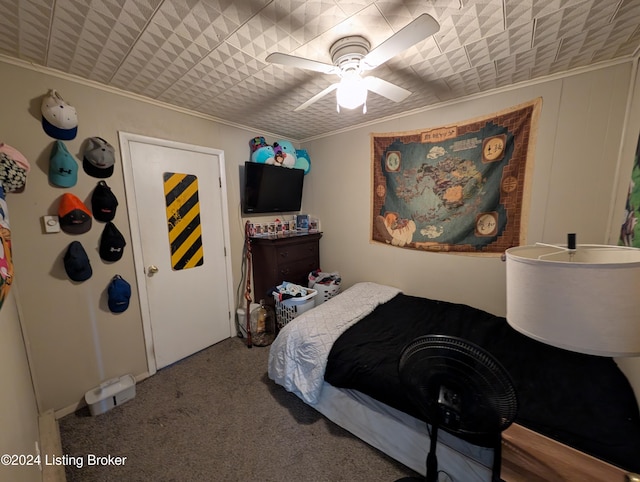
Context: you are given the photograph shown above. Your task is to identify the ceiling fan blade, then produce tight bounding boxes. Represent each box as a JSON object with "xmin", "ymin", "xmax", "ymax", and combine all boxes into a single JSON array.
[
  {"xmin": 362, "ymin": 13, "xmax": 440, "ymax": 70},
  {"xmin": 266, "ymin": 52, "xmax": 339, "ymax": 75},
  {"xmin": 294, "ymin": 83, "xmax": 339, "ymax": 111},
  {"xmin": 363, "ymin": 76, "xmax": 411, "ymax": 103}
]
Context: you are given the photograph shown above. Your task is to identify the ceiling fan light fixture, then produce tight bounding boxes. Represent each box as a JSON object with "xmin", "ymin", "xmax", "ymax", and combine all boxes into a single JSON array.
[
  {"xmin": 267, "ymin": 14, "xmax": 440, "ymax": 112},
  {"xmin": 336, "ymin": 75, "xmax": 367, "ymax": 111}
]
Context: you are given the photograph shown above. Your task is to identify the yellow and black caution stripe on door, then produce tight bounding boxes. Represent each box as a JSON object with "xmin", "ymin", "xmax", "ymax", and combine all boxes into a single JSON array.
[{"xmin": 163, "ymin": 172, "xmax": 204, "ymax": 270}]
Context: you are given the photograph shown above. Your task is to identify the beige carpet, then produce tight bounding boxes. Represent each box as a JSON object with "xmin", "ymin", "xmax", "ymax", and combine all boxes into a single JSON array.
[{"xmin": 59, "ymin": 336, "xmax": 421, "ymax": 481}]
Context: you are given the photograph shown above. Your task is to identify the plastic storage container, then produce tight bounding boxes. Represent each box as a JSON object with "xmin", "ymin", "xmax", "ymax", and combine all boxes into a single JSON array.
[
  {"xmin": 237, "ymin": 302, "xmax": 260, "ymax": 338},
  {"xmin": 312, "ymin": 283, "xmax": 341, "ymax": 305},
  {"xmin": 85, "ymin": 374, "xmax": 136, "ymax": 416},
  {"xmin": 249, "ymin": 299, "xmax": 276, "ymax": 346},
  {"xmin": 273, "ymin": 288, "xmax": 317, "ymax": 330},
  {"xmin": 308, "ymin": 270, "xmax": 341, "ymax": 305}
]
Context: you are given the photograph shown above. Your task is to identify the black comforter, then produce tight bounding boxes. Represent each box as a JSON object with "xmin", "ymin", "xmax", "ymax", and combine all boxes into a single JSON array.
[{"xmin": 324, "ymin": 293, "xmax": 640, "ymax": 472}]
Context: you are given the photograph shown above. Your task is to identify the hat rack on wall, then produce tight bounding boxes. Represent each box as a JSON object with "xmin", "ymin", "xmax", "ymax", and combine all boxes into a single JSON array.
[{"xmin": 35, "ymin": 88, "xmax": 130, "ymax": 312}]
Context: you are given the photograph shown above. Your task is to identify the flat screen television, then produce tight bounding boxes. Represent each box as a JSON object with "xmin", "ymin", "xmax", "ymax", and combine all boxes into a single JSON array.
[{"xmin": 242, "ymin": 161, "xmax": 304, "ymax": 214}]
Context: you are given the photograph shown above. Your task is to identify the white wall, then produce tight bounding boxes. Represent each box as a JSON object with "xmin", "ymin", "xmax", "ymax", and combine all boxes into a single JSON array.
[
  {"xmin": 303, "ymin": 61, "xmax": 640, "ymax": 400},
  {"xmin": 0, "ymin": 59, "xmax": 285, "ymax": 414},
  {"xmin": 608, "ymin": 61, "xmax": 640, "ymax": 404},
  {"xmin": 2, "ymin": 55, "xmax": 639, "ymax": 419},
  {"xmin": 303, "ymin": 62, "xmax": 632, "ymax": 314},
  {"xmin": 0, "ymin": 290, "xmax": 40, "ymax": 482}
]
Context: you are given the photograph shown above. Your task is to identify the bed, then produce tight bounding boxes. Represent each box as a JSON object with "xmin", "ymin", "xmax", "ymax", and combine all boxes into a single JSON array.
[{"xmin": 268, "ymin": 282, "xmax": 640, "ymax": 480}]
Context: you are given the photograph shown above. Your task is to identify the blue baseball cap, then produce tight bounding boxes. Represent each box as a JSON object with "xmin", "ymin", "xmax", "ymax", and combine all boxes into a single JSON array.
[{"xmin": 108, "ymin": 275, "xmax": 131, "ymax": 313}]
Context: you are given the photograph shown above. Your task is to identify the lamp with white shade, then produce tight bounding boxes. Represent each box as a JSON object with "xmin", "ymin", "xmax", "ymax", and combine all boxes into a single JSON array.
[{"xmin": 505, "ymin": 237, "xmax": 640, "ymax": 357}]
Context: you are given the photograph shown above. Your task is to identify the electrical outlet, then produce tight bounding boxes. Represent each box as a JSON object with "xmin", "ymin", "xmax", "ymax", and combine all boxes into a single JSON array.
[{"xmin": 42, "ymin": 215, "xmax": 60, "ymax": 233}]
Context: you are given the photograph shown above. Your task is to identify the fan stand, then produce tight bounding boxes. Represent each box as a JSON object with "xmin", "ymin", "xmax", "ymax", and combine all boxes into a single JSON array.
[
  {"xmin": 396, "ymin": 404, "xmax": 506, "ymax": 482},
  {"xmin": 425, "ymin": 422, "xmax": 439, "ymax": 482},
  {"xmin": 395, "ymin": 335, "xmax": 517, "ymax": 482},
  {"xmin": 397, "ymin": 426, "xmax": 504, "ymax": 482},
  {"xmin": 394, "ymin": 421, "xmax": 439, "ymax": 482}
]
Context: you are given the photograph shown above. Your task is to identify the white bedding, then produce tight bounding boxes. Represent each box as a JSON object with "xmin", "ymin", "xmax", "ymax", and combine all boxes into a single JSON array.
[{"xmin": 267, "ymin": 282, "xmax": 401, "ymax": 404}]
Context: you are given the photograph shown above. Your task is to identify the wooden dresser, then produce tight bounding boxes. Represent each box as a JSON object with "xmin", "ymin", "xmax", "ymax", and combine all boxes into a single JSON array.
[{"xmin": 250, "ymin": 232, "xmax": 322, "ymax": 303}]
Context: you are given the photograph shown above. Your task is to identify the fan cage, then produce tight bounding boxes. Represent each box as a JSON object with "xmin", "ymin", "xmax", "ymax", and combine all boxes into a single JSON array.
[{"xmin": 399, "ymin": 335, "xmax": 518, "ymax": 437}]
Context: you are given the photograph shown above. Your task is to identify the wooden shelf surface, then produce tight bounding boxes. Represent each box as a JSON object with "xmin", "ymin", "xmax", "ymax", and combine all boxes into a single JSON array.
[{"xmin": 502, "ymin": 423, "xmax": 631, "ymax": 482}]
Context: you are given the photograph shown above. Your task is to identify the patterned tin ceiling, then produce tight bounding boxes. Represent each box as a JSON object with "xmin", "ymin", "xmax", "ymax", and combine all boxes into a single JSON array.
[{"xmin": 1, "ymin": 0, "xmax": 639, "ymax": 141}]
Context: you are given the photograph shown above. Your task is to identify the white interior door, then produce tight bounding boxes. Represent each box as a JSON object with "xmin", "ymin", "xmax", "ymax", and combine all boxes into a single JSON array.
[{"xmin": 120, "ymin": 133, "xmax": 234, "ymax": 371}]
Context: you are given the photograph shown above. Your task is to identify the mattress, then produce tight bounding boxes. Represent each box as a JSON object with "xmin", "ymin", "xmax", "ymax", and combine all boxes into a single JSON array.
[{"xmin": 309, "ymin": 382, "xmax": 493, "ymax": 480}]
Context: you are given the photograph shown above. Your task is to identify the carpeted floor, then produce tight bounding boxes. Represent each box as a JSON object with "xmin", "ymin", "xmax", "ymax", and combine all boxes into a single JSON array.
[{"xmin": 59, "ymin": 336, "xmax": 421, "ymax": 481}]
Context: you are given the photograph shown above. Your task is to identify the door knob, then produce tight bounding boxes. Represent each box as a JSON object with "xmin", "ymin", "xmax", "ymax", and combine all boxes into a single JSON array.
[{"xmin": 147, "ymin": 265, "xmax": 159, "ymax": 276}]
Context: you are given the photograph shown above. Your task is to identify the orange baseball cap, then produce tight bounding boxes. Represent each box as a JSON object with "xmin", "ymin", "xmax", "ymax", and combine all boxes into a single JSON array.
[{"xmin": 58, "ymin": 193, "xmax": 92, "ymax": 234}]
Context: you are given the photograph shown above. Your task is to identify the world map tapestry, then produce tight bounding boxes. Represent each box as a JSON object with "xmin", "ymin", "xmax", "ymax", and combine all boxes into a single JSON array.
[{"xmin": 371, "ymin": 98, "xmax": 541, "ymax": 255}]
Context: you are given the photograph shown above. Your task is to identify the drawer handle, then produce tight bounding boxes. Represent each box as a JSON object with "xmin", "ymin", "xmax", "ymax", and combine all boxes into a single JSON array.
[
  {"xmin": 280, "ymin": 268, "xmax": 290, "ymax": 275},
  {"xmin": 280, "ymin": 251, "xmax": 289, "ymax": 258}
]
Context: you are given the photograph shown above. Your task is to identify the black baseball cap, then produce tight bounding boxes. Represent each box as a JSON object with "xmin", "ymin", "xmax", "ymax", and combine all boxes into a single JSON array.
[
  {"xmin": 64, "ymin": 241, "xmax": 92, "ymax": 281},
  {"xmin": 99, "ymin": 222, "xmax": 126, "ymax": 262},
  {"xmin": 91, "ymin": 181, "xmax": 118, "ymax": 222}
]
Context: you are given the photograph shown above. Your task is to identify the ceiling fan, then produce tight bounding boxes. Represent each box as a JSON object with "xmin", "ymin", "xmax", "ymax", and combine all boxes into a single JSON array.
[{"xmin": 266, "ymin": 13, "xmax": 440, "ymax": 113}]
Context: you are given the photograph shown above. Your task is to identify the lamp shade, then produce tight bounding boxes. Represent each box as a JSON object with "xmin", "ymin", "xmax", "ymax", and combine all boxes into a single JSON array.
[{"xmin": 505, "ymin": 244, "xmax": 640, "ymax": 356}]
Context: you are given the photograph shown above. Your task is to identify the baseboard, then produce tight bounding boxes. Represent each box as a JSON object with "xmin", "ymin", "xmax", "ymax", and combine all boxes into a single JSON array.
[
  {"xmin": 39, "ymin": 410, "xmax": 66, "ymax": 482},
  {"xmin": 53, "ymin": 401, "xmax": 83, "ymax": 420}
]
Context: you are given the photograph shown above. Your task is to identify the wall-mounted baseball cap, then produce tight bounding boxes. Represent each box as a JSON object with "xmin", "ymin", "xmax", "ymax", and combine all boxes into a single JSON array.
[
  {"xmin": 41, "ymin": 89, "xmax": 78, "ymax": 140},
  {"xmin": 64, "ymin": 241, "xmax": 92, "ymax": 282},
  {"xmin": 99, "ymin": 222, "xmax": 126, "ymax": 262},
  {"xmin": 0, "ymin": 143, "xmax": 30, "ymax": 192},
  {"xmin": 0, "ymin": 143, "xmax": 30, "ymax": 173},
  {"xmin": 49, "ymin": 141, "xmax": 78, "ymax": 188},
  {"xmin": 83, "ymin": 137, "xmax": 115, "ymax": 178},
  {"xmin": 91, "ymin": 181, "xmax": 118, "ymax": 222},
  {"xmin": 108, "ymin": 275, "xmax": 131, "ymax": 313},
  {"xmin": 0, "ymin": 152, "xmax": 27, "ymax": 193},
  {"xmin": 0, "ymin": 185, "xmax": 9, "ymax": 231},
  {"xmin": 58, "ymin": 193, "xmax": 92, "ymax": 234}
]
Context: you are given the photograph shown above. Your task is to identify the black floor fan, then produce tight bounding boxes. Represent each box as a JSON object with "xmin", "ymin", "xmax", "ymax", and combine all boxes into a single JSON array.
[{"xmin": 396, "ymin": 335, "xmax": 518, "ymax": 482}]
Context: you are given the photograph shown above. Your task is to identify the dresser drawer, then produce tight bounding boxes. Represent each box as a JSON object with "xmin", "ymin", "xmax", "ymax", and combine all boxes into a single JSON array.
[
  {"xmin": 276, "ymin": 242, "xmax": 318, "ymax": 264},
  {"xmin": 278, "ymin": 258, "xmax": 319, "ymax": 282}
]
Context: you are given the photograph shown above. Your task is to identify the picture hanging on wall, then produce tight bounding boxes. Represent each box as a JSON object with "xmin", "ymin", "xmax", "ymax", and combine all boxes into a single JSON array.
[
  {"xmin": 164, "ymin": 172, "xmax": 204, "ymax": 270},
  {"xmin": 371, "ymin": 98, "xmax": 541, "ymax": 255},
  {"xmin": 619, "ymin": 133, "xmax": 640, "ymax": 247}
]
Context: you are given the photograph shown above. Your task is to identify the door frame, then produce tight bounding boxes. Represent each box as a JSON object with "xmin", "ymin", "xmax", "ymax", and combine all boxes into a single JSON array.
[{"xmin": 119, "ymin": 132, "xmax": 235, "ymax": 376}]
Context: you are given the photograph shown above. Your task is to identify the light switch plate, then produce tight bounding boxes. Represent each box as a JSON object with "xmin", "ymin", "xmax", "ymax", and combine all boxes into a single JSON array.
[{"xmin": 43, "ymin": 215, "xmax": 60, "ymax": 233}]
